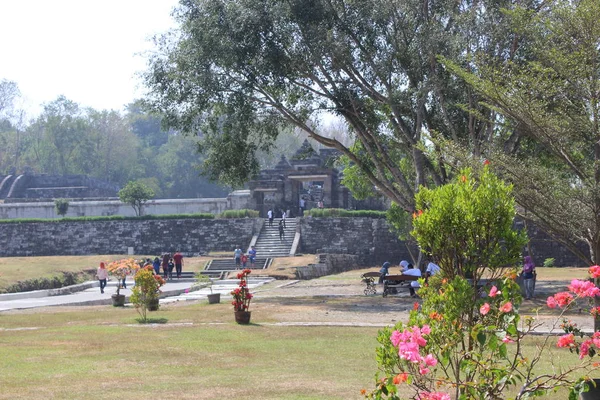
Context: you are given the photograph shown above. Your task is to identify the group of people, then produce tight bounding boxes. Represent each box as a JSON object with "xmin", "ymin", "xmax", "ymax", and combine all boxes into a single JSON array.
[
  {"xmin": 95, "ymin": 251, "xmax": 185, "ymax": 294},
  {"xmin": 379, "ymin": 259, "xmax": 441, "ymax": 298},
  {"xmin": 378, "ymin": 255, "xmax": 537, "ymax": 299},
  {"xmin": 234, "ymin": 246, "xmax": 257, "ymax": 269},
  {"xmin": 267, "ymin": 208, "xmax": 288, "ymax": 240}
]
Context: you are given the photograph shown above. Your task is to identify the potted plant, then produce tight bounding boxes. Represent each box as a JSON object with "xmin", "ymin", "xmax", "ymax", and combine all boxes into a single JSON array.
[
  {"xmin": 194, "ymin": 272, "xmax": 220, "ymax": 304},
  {"xmin": 231, "ymin": 268, "xmax": 253, "ymax": 324},
  {"xmin": 106, "ymin": 258, "xmax": 139, "ymax": 307},
  {"xmin": 130, "ymin": 265, "xmax": 166, "ymax": 322}
]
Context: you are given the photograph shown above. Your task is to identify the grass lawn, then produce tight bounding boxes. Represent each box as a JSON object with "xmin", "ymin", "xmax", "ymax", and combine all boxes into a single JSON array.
[{"xmin": 0, "ymin": 303, "xmax": 379, "ymax": 400}]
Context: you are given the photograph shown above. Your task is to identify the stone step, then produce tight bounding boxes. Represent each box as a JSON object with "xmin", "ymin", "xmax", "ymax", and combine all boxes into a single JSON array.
[{"xmin": 206, "ymin": 258, "xmax": 269, "ymax": 271}]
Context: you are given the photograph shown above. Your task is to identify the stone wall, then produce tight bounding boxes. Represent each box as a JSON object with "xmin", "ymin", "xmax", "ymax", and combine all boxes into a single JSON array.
[
  {"xmin": 0, "ymin": 218, "xmax": 259, "ymax": 257},
  {"xmin": 299, "ymin": 217, "xmax": 587, "ymax": 267}
]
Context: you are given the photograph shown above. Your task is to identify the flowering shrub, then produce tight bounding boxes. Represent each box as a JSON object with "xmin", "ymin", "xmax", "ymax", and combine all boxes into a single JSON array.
[
  {"xmin": 130, "ymin": 265, "xmax": 166, "ymax": 322},
  {"xmin": 106, "ymin": 258, "xmax": 139, "ymax": 295},
  {"xmin": 231, "ymin": 268, "xmax": 253, "ymax": 312}
]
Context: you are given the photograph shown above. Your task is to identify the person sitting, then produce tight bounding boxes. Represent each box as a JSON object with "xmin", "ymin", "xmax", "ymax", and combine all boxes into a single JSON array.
[
  {"xmin": 424, "ymin": 262, "xmax": 441, "ymax": 282},
  {"xmin": 403, "ymin": 264, "xmax": 422, "ymax": 298},
  {"xmin": 379, "ymin": 261, "xmax": 391, "ymax": 285},
  {"xmin": 399, "ymin": 260, "xmax": 410, "ymax": 273}
]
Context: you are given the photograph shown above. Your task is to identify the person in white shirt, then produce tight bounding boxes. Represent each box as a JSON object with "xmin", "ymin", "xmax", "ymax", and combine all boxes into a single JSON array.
[
  {"xmin": 281, "ymin": 209, "xmax": 286, "ymax": 228},
  {"xmin": 267, "ymin": 209, "xmax": 273, "ymax": 226},
  {"xmin": 403, "ymin": 264, "xmax": 422, "ymax": 298},
  {"xmin": 399, "ymin": 260, "xmax": 410, "ymax": 273},
  {"xmin": 425, "ymin": 262, "xmax": 441, "ymax": 279}
]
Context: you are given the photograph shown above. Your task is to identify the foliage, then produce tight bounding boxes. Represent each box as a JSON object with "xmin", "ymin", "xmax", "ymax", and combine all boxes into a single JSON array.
[
  {"xmin": 304, "ymin": 209, "xmax": 387, "ymax": 218},
  {"xmin": 192, "ymin": 272, "xmax": 213, "ymax": 293},
  {"xmin": 1, "ymin": 271, "xmax": 85, "ymax": 294},
  {"xmin": 231, "ymin": 268, "xmax": 253, "ymax": 312},
  {"xmin": 218, "ymin": 209, "xmax": 260, "ymax": 219},
  {"xmin": 53, "ymin": 198, "xmax": 69, "ymax": 217},
  {"xmin": 118, "ymin": 180, "xmax": 155, "ymax": 216},
  {"xmin": 130, "ymin": 265, "xmax": 166, "ymax": 323},
  {"xmin": 411, "ymin": 166, "xmax": 527, "ymax": 281},
  {"xmin": 143, "ymin": 0, "xmax": 531, "ymax": 207},
  {"xmin": 543, "ymin": 258, "xmax": 556, "ymax": 268},
  {"xmin": 106, "ymin": 258, "xmax": 139, "ymax": 296},
  {"xmin": 440, "ymin": 0, "xmax": 600, "ymax": 266},
  {"xmin": 366, "ymin": 273, "xmax": 599, "ymax": 400},
  {"xmin": 0, "ymin": 213, "xmax": 215, "ymax": 224}
]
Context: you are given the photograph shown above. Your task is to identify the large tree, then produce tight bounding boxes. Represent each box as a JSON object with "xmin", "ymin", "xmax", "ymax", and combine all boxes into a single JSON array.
[
  {"xmin": 144, "ymin": 0, "xmax": 536, "ymax": 210},
  {"xmin": 443, "ymin": 0, "xmax": 600, "ymax": 265}
]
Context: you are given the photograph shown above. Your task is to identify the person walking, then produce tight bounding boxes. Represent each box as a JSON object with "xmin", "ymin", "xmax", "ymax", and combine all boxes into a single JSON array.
[
  {"xmin": 267, "ymin": 208, "xmax": 274, "ymax": 227},
  {"xmin": 162, "ymin": 253, "xmax": 170, "ymax": 280},
  {"xmin": 281, "ymin": 209, "xmax": 287, "ymax": 228},
  {"xmin": 168, "ymin": 258, "xmax": 175, "ymax": 280},
  {"xmin": 522, "ymin": 256, "xmax": 536, "ymax": 300},
  {"xmin": 278, "ymin": 219, "xmax": 285, "ymax": 241},
  {"xmin": 152, "ymin": 257, "xmax": 161, "ymax": 275},
  {"xmin": 173, "ymin": 251, "xmax": 184, "ymax": 278},
  {"xmin": 97, "ymin": 262, "xmax": 108, "ymax": 294},
  {"xmin": 234, "ymin": 246, "xmax": 243, "ymax": 269},
  {"xmin": 299, "ymin": 197, "xmax": 306, "ymax": 215},
  {"xmin": 248, "ymin": 246, "xmax": 257, "ymax": 268}
]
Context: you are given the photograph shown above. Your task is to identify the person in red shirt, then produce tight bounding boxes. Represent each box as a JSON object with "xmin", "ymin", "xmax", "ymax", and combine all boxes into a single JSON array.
[{"xmin": 173, "ymin": 251, "xmax": 184, "ymax": 278}]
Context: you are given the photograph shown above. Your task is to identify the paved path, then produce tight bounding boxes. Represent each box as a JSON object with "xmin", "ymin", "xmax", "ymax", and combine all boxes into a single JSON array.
[{"xmin": 0, "ymin": 277, "xmax": 274, "ymax": 312}]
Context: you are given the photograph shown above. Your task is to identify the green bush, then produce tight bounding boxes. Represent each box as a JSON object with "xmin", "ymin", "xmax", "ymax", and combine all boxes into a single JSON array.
[
  {"xmin": 543, "ymin": 257, "xmax": 556, "ymax": 268},
  {"xmin": 0, "ymin": 213, "xmax": 215, "ymax": 224},
  {"xmin": 304, "ymin": 208, "xmax": 387, "ymax": 218},
  {"xmin": 54, "ymin": 198, "xmax": 70, "ymax": 217},
  {"xmin": 218, "ymin": 209, "xmax": 259, "ymax": 218}
]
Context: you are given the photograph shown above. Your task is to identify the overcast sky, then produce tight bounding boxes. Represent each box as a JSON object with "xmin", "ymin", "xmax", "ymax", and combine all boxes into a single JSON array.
[{"xmin": 0, "ymin": 0, "xmax": 179, "ymax": 116}]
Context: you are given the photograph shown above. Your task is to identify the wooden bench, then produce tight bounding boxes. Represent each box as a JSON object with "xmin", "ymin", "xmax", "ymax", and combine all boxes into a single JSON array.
[
  {"xmin": 382, "ymin": 274, "xmax": 420, "ymax": 297},
  {"xmin": 361, "ymin": 272, "xmax": 381, "ymax": 295}
]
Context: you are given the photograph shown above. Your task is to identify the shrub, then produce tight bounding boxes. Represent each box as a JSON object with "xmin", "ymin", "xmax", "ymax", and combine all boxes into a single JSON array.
[
  {"xmin": 54, "ymin": 198, "xmax": 70, "ymax": 217},
  {"xmin": 130, "ymin": 266, "xmax": 166, "ymax": 323},
  {"xmin": 218, "ymin": 209, "xmax": 259, "ymax": 218},
  {"xmin": 0, "ymin": 213, "xmax": 215, "ymax": 224},
  {"xmin": 543, "ymin": 257, "xmax": 556, "ymax": 268},
  {"xmin": 304, "ymin": 208, "xmax": 387, "ymax": 218}
]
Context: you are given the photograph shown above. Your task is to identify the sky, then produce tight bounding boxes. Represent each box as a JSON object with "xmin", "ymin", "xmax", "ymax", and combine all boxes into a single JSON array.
[{"xmin": 0, "ymin": 0, "xmax": 179, "ymax": 116}]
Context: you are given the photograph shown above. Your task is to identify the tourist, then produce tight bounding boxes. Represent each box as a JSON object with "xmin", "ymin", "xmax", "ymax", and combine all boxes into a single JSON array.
[
  {"xmin": 425, "ymin": 261, "xmax": 441, "ymax": 279},
  {"xmin": 162, "ymin": 253, "xmax": 170, "ymax": 279},
  {"xmin": 281, "ymin": 209, "xmax": 287, "ymax": 228},
  {"xmin": 379, "ymin": 261, "xmax": 391, "ymax": 284},
  {"xmin": 152, "ymin": 257, "xmax": 161, "ymax": 275},
  {"xmin": 399, "ymin": 260, "xmax": 410, "ymax": 273},
  {"xmin": 403, "ymin": 264, "xmax": 422, "ymax": 298},
  {"xmin": 317, "ymin": 199, "xmax": 324, "ymax": 209},
  {"xmin": 522, "ymin": 256, "xmax": 536, "ymax": 300},
  {"xmin": 278, "ymin": 219, "xmax": 285, "ymax": 241},
  {"xmin": 234, "ymin": 246, "xmax": 243, "ymax": 269},
  {"xmin": 241, "ymin": 253, "xmax": 248, "ymax": 269},
  {"xmin": 168, "ymin": 258, "xmax": 175, "ymax": 280},
  {"xmin": 299, "ymin": 197, "xmax": 306, "ymax": 215},
  {"xmin": 173, "ymin": 250, "xmax": 184, "ymax": 278},
  {"xmin": 97, "ymin": 262, "xmax": 108, "ymax": 294},
  {"xmin": 267, "ymin": 208, "xmax": 274, "ymax": 226},
  {"xmin": 248, "ymin": 246, "xmax": 257, "ymax": 268}
]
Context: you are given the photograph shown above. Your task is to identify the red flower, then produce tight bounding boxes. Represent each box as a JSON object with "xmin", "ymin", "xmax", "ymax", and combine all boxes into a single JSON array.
[
  {"xmin": 483, "ymin": 159, "xmax": 490, "ymax": 166},
  {"xmin": 557, "ymin": 333, "xmax": 575, "ymax": 348},
  {"xmin": 413, "ymin": 302, "xmax": 419, "ymax": 311},
  {"xmin": 590, "ymin": 265, "xmax": 600, "ymax": 278}
]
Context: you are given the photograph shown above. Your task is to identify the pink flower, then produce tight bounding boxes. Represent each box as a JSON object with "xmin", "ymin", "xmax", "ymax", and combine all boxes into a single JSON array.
[
  {"xmin": 547, "ymin": 296, "xmax": 558, "ymax": 308},
  {"xmin": 590, "ymin": 265, "xmax": 600, "ymax": 278},
  {"xmin": 499, "ymin": 302, "xmax": 513, "ymax": 313},
  {"xmin": 557, "ymin": 333, "xmax": 575, "ymax": 348},
  {"xmin": 502, "ymin": 336, "xmax": 514, "ymax": 343},
  {"xmin": 568, "ymin": 279, "xmax": 600, "ymax": 298},
  {"xmin": 419, "ymin": 392, "xmax": 451, "ymax": 400},
  {"xmin": 421, "ymin": 325, "xmax": 431, "ymax": 335},
  {"xmin": 489, "ymin": 286, "xmax": 501, "ymax": 298},
  {"xmin": 592, "ymin": 332, "xmax": 600, "ymax": 348},
  {"xmin": 480, "ymin": 303, "xmax": 491, "ymax": 315},
  {"xmin": 391, "ymin": 330, "xmax": 402, "ymax": 347},
  {"xmin": 553, "ymin": 292, "xmax": 574, "ymax": 307},
  {"xmin": 419, "ymin": 366, "xmax": 430, "ymax": 375},
  {"xmin": 184, "ymin": 288, "xmax": 189, "ymax": 294},
  {"xmin": 423, "ymin": 354, "xmax": 438, "ymax": 367},
  {"xmin": 580, "ymin": 340, "xmax": 593, "ymax": 359}
]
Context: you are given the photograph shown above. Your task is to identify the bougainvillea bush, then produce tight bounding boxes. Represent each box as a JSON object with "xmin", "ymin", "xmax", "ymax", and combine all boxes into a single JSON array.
[
  {"xmin": 231, "ymin": 268, "xmax": 253, "ymax": 312},
  {"xmin": 106, "ymin": 258, "xmax": 139, "ymax": 296}
]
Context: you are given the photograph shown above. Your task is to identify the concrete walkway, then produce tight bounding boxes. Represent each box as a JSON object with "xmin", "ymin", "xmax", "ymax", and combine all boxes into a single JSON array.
[{"xmin": 0, "ymin": 277, "xmax": 274, "ymax": 312}]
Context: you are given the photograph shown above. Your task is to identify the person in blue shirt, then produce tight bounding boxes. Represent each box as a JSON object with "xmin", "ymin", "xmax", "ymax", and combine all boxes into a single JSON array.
[
  {"xmin": 248, "ymin": 246, "xmax": 257, "ymax": 268},
  {"xmin": 379, "ymin": 261, "xmax": 391, "ymax": 284}
]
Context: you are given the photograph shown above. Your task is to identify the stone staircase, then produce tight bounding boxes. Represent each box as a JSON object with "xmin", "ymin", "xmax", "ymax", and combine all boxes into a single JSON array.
[
  {"xmin": 254, "ymin": 218, "xmax": 296, "ymax": 257},
  {"xmin": 202, "ymin": 258, "xmax": 270, "ymax": 277}
]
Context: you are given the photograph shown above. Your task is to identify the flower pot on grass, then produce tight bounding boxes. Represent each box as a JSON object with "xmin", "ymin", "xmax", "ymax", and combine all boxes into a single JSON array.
[
  {"xmin": 207, "ymin": 293, "xmax": 221, "ymax": 304},
  {"xmin": 234, "ymin": 310, "xmax": 251, "ymax": 324},
  {"xmin": 111, "ymin": 294, "xmax": 125, "ymax": 307},
  {"xmin": 148, "ymin": 298, "xmax": 160, "ymax": 311},
  {"xmin": 581, "ymin": 379, "xmax": 600, "ymax": 400}
]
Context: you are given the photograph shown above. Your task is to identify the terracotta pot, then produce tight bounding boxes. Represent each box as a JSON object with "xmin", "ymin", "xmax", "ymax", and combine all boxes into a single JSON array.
[
  {"xmin": 148, "ymin": 298, "xmax": 160, "ymax": 311},
  {"xmin": 111, "ymin": 294, "xmax": 125, "ymax": 307},
  {"xmin": 581, "ymin": 379, "xmax": 600, "ymax": 400},
  {"xmin": 207, "ymin": 293, "xmax": 221, "ymax": 304},
  {"xmin": 234, "ymin": 310, "xmax": 251, "ymax": 324}
]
